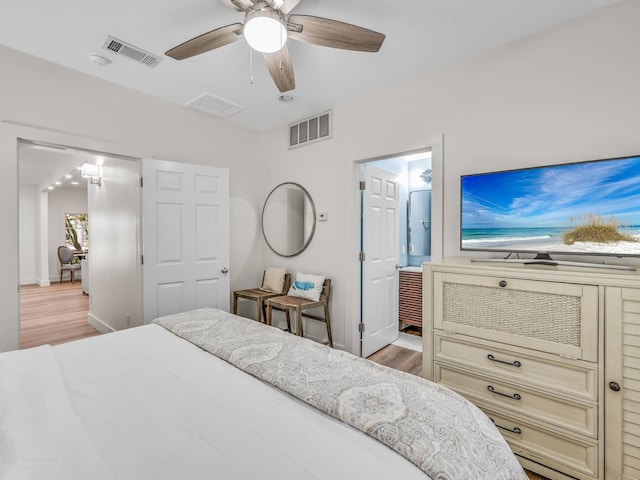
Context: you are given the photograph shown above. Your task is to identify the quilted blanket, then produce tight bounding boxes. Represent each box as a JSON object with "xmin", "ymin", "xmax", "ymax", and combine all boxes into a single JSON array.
[{"xmin": 154, "ymin": 308, "xmax": 527, "ymax": 480}]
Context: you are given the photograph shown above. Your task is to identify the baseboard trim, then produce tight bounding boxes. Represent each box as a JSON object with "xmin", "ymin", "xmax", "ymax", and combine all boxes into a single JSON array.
[{"xmin": 88, "ymin": 312, "xmax": 116, "ymax": 334}]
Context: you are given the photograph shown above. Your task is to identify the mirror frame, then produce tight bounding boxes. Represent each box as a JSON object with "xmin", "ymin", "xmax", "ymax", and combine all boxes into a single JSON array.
[{"xmin": 262, "ymin": 182, "xmax": 316, "ymax": 257}]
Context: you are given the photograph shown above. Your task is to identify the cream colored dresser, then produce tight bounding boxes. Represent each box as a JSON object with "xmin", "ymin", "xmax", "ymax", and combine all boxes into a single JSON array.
[{"xmin": 422, "ymin": 258, "xmax": 640, "ymax": 480}]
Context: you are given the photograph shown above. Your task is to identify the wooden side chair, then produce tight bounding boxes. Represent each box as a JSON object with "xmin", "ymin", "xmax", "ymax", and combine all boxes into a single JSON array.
[
  {"xmin": 266, "ymin": 278, "xmax": 333, "ymax": 347},
  {"xmin": 57, "ymin": 246, "xmax": 81, "ymax": 284},
  {"xmin": 233, "ymin": 271, "xmax": 291, "ymax": 324}
]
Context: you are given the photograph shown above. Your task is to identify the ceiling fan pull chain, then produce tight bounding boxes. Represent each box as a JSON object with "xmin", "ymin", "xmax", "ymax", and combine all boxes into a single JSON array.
[{"xmin": 280, "ymin": 28, "xmax": 284, "ymax": 70}]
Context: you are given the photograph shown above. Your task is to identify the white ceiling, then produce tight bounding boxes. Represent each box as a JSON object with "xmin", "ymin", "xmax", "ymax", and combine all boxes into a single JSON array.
[
  {"xmin": 18, "ymin": 143, "xmax": 91, "ymax": 191},
  {"xmin": 0, "ymin": 0, "xmax": 620, "ymax": 133}
]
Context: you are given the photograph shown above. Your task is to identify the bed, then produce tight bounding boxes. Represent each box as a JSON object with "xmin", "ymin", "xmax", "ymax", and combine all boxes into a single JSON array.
[{"xmin": 0, "ymin": 308, "xmax": 527, "ymax": 480}]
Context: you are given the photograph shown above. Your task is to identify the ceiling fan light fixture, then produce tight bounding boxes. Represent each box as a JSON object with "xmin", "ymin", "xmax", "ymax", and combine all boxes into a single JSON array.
[{"xmin": 243, "ymin": 6, "xmax": 287, "ymax": 53}]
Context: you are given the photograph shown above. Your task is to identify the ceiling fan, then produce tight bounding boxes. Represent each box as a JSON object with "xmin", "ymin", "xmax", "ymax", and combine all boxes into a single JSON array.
[{"xmin": 165, "ymin": 0, "xmax": 386, "ymax": 93}]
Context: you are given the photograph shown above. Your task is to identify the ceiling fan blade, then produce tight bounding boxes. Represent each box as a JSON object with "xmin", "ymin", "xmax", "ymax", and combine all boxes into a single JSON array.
[
  {"xmin": 263, "ymin": 46, "xmax": 295, "ymax": 92},
  {"xmin": 269, "ymin": 0, "xmax": 301, "ymax": 14},
  {"xmin": 217, "ymin": 0, "xmax": 253, "ymax": 12},
  {"xmin": 287, "ymin": 15, "xmax": 385, "ymax": 52},
  {"xmin": 165, "ymin": 23, "xmax": 243, "ymax": 60}
]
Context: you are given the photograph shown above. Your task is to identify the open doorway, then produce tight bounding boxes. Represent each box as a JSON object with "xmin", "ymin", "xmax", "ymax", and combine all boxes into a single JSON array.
[
  {"xmin": 18, "ymin": 140, "xmax": 141, "ymax": 348},
  {"xmin": 358, "ymin": 149, "xmax": 432, "ymax": 358}
]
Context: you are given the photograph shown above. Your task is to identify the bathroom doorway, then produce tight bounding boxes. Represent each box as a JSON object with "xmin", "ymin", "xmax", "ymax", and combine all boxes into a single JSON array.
[{"xmin": 359, "ymin": 149, "xmax": 432, "ymax": 356}]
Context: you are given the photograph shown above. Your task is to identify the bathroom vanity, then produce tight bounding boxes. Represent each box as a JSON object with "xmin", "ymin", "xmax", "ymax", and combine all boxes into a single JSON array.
[{"xmin": 399, "ymin": 267, "xmax": 422, "ymax": 331}]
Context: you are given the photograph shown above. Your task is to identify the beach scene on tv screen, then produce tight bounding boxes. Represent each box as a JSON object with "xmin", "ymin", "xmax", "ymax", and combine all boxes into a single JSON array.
[{"xmin": 461, "ymin": 156, "xmax": 640, "ymax": 256}]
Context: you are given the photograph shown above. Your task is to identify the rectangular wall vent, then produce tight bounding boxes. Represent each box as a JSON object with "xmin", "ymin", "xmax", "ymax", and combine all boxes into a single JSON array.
[
  {"xmin": 185, "ymin": 93, "xmax": 244, "ymax": 118},
  {"xmin": 288, "ymin": 110, "xmax": 332, "ymax": 149},
  {"xmin": 102, "ymin": 36, "xmax": 162, "ymax": 68}
]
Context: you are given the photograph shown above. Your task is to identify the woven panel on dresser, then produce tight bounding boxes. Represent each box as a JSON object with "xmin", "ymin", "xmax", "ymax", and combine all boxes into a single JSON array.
[{"xmin": 442, "ymin": 282, "xmax": 581, "ymax": 346}]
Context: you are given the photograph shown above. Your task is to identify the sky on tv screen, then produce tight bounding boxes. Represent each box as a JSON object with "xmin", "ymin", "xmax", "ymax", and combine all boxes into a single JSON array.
[{"xmin": 461, "ymin": 156, "xmax": 640, "ymax": 254}]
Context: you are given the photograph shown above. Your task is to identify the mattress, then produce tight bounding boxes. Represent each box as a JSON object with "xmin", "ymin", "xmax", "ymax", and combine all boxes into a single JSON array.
[{"xmin": 0, "ymin": 308, "xmax": 527, "ymax": 479}]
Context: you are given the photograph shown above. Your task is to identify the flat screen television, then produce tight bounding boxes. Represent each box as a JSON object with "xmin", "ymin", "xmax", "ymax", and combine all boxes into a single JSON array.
[{"xmin": 460, "ymin": 154, "xmax": 640, "ymax": 260}]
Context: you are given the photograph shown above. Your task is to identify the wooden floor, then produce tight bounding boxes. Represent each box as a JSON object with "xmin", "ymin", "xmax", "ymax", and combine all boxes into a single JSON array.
[
  {"xmin": 20, "ymin": 281, "xmax": 99, "ymax": 349},
  {"xmin": 367, "ymin": 344, "xmax": 423, "ymax": 376},
  {"xmin": 367, "ymin": 342, "xmax": 548, "ymax": 480}
]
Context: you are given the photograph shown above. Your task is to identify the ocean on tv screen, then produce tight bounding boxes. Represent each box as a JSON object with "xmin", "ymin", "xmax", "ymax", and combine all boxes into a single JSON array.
[{"xmin": 461, "ymin": 226, "xmax": 640, "ymax": 255}]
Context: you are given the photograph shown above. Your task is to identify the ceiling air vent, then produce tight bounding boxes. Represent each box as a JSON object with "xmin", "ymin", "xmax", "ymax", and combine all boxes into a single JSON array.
[
  {"xmin": 185, "ymin": 93, "xmax": 244, "ymax": 119},
  {"xmin": 102, "ymin": 36, "xmax": 162, "ymax": 68},
  {"xmin": 289, "ymin": 110, "xmax": 332, "ymax": 149}
]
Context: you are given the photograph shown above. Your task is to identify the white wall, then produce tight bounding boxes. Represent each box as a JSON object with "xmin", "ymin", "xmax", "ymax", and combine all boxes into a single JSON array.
[
  {"xmin": 0, "ymin": 43, "xmax": 265, "ymax": 352},
  {"xmin": 256, "ymin": 1, "xmax": 640, "ymax": 352},
  {"xmin": 87, "ymin": 156, "xmax": 140, "ymax": 332},
  {"xmin": 47, "ymin": 188, "xmax": 87, "ymax": 282},
  {"xmin": 18, "ymin": 185, "xmax": 38, "ymax": 285}
]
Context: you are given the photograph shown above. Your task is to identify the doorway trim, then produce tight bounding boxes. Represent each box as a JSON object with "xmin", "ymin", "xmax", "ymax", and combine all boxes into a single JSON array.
[
  {"xmin": 345, "ymin": 134, "xmax": 444, "ymax": 356},
  {"xmin": 2, "ymin": 120, "xmax": 151, "ymax": 351}
]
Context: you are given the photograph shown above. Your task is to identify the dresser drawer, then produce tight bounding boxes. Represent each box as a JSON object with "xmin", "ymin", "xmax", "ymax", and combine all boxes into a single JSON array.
[
  {"xmin": 433, "ymin": 272, "xmax": 599, "ymax": 361},
  {"xmin": 481, "ymin": 407, "xmax": 599, "ymax": 479},
  {"xmin": 434, "ymin": 332, "xmax": 598, "ymax": 401},
  {"xmin": 434, "ymin": 363, "xmax": 597, "ymax": 438}
]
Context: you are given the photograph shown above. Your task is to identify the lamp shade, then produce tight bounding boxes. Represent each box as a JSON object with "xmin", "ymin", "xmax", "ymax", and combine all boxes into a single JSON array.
[{"xmin": 244, "ymin": 7, "xmax": 287, "ymax": 53}]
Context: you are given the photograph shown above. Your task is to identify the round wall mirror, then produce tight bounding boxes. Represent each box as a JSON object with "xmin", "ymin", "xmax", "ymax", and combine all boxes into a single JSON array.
[{"xmin": 262, "ymin": 182, "xmax": 316, "ymax": 257}]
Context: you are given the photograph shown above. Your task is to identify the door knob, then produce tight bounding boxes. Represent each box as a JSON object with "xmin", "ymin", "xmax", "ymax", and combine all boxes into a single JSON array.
[{"xmin": 221, "ymin": 267, "xmax": 229, "ymax": 274}]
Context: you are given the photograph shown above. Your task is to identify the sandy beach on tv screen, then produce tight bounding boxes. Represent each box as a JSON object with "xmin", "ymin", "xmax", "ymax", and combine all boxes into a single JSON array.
[{"xmin": 527, "ymin": 239, "xmax": 640, "ymax": 255}]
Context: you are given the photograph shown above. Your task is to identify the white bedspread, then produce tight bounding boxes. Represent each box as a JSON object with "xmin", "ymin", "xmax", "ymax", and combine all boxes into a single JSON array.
[
  {"xmin": 46, "ymin": 324, "xmax": 430, "ymax": 480},
  {"xmin": 155, "ymin": 308, "xmax": 527, "ymax": 480},
  {"xmin": 0, "ymin": 346, "xmax": 114, "ymax": 480}
]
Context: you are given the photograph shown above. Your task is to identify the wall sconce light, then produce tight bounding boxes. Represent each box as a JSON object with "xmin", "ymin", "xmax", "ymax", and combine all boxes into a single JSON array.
[
  {"xmin": 81, "ymin": 163, "xmax": 102, "ymax": 186},
  {"xmin": 420, "ymin": 169, "xmax": 432, "ymax": 184}
]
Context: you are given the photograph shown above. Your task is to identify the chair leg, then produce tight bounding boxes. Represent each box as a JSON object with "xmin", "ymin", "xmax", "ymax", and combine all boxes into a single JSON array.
[
  {"xmin": 71, "ymin": 270, "xmax": 75, "ymax": 284},
  {"xmin": 324, "ymin": 303, "xmax": 333, "ymax": 348},
  {"xmin": 60, "ymin": 268, "xmax": 63, "ymax": 284},
  {"xmin": 266, "ymin": 303, "xmax": 273, "ymax": 326},
  {"xmin": 232, "ymin": 294, "xmax": 238, "ymax": 314},
  {"xmin": 285, "ymin": 309, "xmax": 292, "ymax": 332},
  {"xmin": 256, "ymin": 300, "xmax": 264, "ymax": 323},
  {"xmin": 296, "ymin": 308, "xmax": 303, "ymax": 338}
]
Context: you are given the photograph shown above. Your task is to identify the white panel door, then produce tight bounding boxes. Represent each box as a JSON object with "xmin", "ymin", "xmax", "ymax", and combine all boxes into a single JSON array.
[
  {"xmin": 361, "ymin": 165, "xmax": 400, "ymax": 357},
  {"xmin": 142, "ymin": 159, "xmax": 230, "ymax": 323}
]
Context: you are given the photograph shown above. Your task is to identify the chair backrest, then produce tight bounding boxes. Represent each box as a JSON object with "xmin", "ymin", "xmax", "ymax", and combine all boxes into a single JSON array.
[
  {"xmin": 282, "ymin": 273, "xmax": 292, "ymax": 294},
  {"xmin": 319, "ymin": 278, "xmax": 332, "ymax": 303},
  {"xmin": 57, "ymin": 246, "xmax": 74, "ymax": 264}
]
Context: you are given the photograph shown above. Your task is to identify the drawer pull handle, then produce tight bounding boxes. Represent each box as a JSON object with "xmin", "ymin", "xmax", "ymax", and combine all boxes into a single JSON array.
[
  {"xmin": 487, "ymin": 385, "xmax": 521, "ymax": 400},
  {"xmin": 490, "ymin": 418, "xmax": 522, "ymax": 435},
  {"xmin": 487, "ymin": 354, "xmax": 521, "ymax": 368},
  {"xmin": 498, "ymin": 280, "xmax": 507, "ymax": 288}
]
